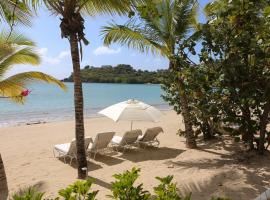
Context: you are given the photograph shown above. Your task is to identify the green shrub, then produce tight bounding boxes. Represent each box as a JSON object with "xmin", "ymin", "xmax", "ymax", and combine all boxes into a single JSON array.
[
  {"xmin": 11, "ymin": 168, "xmax": 232, "ymax": 200},
  {"xmin": 107, "ymin": 167, "xmax": 150, "ymax": 200},
  {"xmin": 12, "ymin": 187, "xmax": 44, "ymax": 200},
  {"xmin": 58, "ymin": 179, "xmax": 98, "ymax": 200},
  {"xmin": 211, "ymin": 197, "xmax": 231, "ymax": 200},
  {"xmin": 154, "ymin": 175, "xmax": 191, "ymax": 200}
]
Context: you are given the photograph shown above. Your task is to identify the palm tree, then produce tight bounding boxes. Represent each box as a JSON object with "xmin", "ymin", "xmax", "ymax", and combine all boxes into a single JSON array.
[
  {"xmin": 0, "ymin": 154, "xmax": 8, "ymax": 200},
  {"xmin": 24, "ymin": 0, "xmax": 138, "ymax": 179},
  {"xmin": 101, "ymin": 0, "xmax": 198, "ymax": 148},
  {"xmin": 0, "ymin": 32, "xmax": 66, "ymax": 199}
]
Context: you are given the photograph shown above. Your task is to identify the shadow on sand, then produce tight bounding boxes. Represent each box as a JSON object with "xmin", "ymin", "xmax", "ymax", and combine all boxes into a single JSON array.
[
  {"xmin": 119, "ymin": 146, "xmax": 185, "ymax": 162},
  {"xmin": 171, "ymin": 136, "xmax": 270, "ymax": 199},
  {"xmin": 57, "ymin": 157, "xmax": 103, "ymax": 171}
]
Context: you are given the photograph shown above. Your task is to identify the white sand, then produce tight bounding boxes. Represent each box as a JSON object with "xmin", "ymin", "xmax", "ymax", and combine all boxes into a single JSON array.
[{"xmin": 0, "ymin": 110, "xmax": 269, "ymax": 199}]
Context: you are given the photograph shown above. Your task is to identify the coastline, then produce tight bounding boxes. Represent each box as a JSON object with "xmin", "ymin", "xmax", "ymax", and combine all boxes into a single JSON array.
[{"xmin": 0, "ymin": 104, "xmax": 172, "ymax": 128}]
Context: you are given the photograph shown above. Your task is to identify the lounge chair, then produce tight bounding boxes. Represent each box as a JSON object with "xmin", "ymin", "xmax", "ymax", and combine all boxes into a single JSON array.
[
  {"xmin": 137, "ymin": 127, "xmax": 163, "ymax": 148},
  {"xmin": 53, "ymin": 137, "xmax": 92, "ymax": 164},
  {"xmin": 87, "ymin": 132, "xmax": 115, "ymax": 159},
  {"xmin": 254, "ymin": 188, "xmax": 270, "ymax": 200},
  {"xmin": 111, "ymin": 129, "xmax": 142, "ymax": 152}
]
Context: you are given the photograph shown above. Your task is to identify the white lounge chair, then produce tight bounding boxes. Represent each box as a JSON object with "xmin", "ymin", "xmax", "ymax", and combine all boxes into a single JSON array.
[
  {"xmin": 53, "ymin": 137, "xmax": 92, "ymax": 164},
  {"xmin": 137, "ymin": 127, "xmax": 163, "ymax": 148},
  {"xmin": 87, "ymin": 132, "xmax": 115, "ymax": 159},
  {"xmin": 111, "ymin": 129, "xmax": 142, "ymax": 152},
  {"xmin": 254, "ymin": 188, "xmax": 270, "ymax": 200}
]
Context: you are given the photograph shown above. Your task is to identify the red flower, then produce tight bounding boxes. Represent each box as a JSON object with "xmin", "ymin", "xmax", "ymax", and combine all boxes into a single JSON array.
[{"xmin": 21, "ymin": 89, "xmax": 31, "ymax": 97}]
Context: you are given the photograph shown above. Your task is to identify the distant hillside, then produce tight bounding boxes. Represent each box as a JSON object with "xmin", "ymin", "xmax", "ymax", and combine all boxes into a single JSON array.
[{"xmin": 63, "ymin": 64, "xmax": 168, "ymax": 84}]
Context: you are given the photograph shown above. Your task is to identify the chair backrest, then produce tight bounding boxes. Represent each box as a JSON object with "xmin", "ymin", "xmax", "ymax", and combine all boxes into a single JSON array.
[
  {"xmin": 140, "ymin": 127, "xmax": 163, "ymax": 142},
  {"xmin": 67, "ymin": 137, "xmax": 92, "ymax": 156},
  {"xmin": 120, "ymin": 129, "xmax": 142, "ymax": 146},
  {"xmin": 90, "ymin": 132, "xmax": 115, "ymax": 150},
  {"xmin": 85, "ymin": 137, "xmax": 92, "ymax": 149},
  {"xmin": 67, "ymin": 139, "xmax": 77, "ymax": 156}
]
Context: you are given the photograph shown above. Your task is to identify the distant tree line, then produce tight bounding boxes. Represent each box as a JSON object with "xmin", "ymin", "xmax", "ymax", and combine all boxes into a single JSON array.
[{"xmin": 63, "ymin": 64, "xmax": 168, "ymax": 84}]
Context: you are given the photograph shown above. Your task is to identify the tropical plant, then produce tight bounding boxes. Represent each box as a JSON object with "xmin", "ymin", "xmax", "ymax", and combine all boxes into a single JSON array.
[
  {"xmin": 12, "ymin": 187, "xmax": 44, "ymax": 200},
  {"xmin": 0, "ymin": 32, "xmax": 66, "ymax": 199},
  {"xmin": 154, "ymin": 175, "xmax": 191, "ymax": 200},
  {"xmin": 199, "ymin": 0, "xmax": 270, "ymax": 153},
  {"xmin": 0, "ymin": 32, "xmax": 66, "ymax": 102},
  {"xmin": 58, "ymin": 179, "xmax": 98, "ymax": 200},
  {"xmin": 108, "ymin": 168, "xmax": 150, "ymax": 200},
  {"xmin": 10, "ymin": 168, "xmax": 232, "ymax": 200},
  {"xmin": 101, "ymin": 0, "xmax": 198, "ymax": 148},
  {"xmin": 23, "ymin": 0, "xmax": 139, "ymax": 179}
]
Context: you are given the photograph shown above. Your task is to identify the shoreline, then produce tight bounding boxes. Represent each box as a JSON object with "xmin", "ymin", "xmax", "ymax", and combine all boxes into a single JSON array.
[{"xmin": 0, "ymin": 106, "xmax": 173, "ymax": 128}]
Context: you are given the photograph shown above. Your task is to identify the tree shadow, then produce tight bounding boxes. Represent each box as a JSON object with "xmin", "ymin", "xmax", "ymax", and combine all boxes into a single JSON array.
[
  {"xmin": 93, "ymin": 154, "xmax": 125, "ymax": 166},
  {"xmin": 119, "ymin": 147, "xmax": 185, "ymax": 162},
  {"xmin": 87, "ymin": 176, "xmax": 111, "ymax": 190},
  {"xmin": 171, "ymin": 136, "xmax": 270, "ymax": 200},
  {"xmin": 57, "ymin": 157, "xmax": 103, "ymax": 171}
]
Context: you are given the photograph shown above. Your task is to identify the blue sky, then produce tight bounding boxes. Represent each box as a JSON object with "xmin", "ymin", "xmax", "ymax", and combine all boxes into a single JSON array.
[{"xmin": 8, "ymin": 0, "xmax": 212, "ymax": 79}]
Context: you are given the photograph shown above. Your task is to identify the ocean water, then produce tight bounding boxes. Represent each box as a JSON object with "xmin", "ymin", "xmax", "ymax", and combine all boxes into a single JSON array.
[{"xmin": 0, "ymin": 83, "xmax": 169, "ymax": 127}]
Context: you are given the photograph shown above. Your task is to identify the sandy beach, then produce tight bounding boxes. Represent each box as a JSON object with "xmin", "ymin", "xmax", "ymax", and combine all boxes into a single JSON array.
[{"xmin": 0, "ymin": 110, "xmax": 269, "ymax": 199}]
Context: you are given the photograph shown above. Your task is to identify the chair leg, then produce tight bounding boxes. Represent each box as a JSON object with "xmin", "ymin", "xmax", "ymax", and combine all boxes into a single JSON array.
[{"xmin": 93, "ymin": 151, "xmax": 97, "ymax": 160}]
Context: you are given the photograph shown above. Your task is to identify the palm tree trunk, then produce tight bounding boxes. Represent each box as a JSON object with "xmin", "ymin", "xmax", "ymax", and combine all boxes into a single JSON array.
[
  {"xmin": 0, "ymin": 153, "xmax": 8, "ymax": 200},
  {"xmin": 69, "ymin": 33, "xmax": 87, "ymax": 179},
  {"xmin": 258, "ymin": 101, "xmax": 270, "ymax": 154},
  {"xmin": 177, "ymin": 78, "xmax": 197, "ymax": 148}
]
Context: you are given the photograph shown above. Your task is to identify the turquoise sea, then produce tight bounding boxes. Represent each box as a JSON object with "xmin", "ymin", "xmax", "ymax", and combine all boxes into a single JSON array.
[{"xmin": 0, "ymin": 83, "xmax": 169, "ymax": 127}]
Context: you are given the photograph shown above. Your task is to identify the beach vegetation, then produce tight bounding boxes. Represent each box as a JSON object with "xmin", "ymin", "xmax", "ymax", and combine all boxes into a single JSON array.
[
  {"xmin": 108, "ymin": 167, "xmax": 151, "ymax": 200},
  {"xmin": 158, "ymin": 0, "xmax": 270, "ymax": 154},
  {"xmin": 11, "ymin": 168, "xmax": 231, "ymax": 200},
  {"xmin": 101, "ymin": 0, "xmax": 198, "ymax": 148},
  {"xmin": 0, "ymin": 32, "xmax": 66, "ymax": 103},
  {"xmin": 58, "ymin": 179, "xmax": 98, "ymax": 200}
]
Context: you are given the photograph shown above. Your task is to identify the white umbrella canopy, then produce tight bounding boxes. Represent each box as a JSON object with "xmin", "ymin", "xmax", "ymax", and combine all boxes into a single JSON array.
[{"xmin": 98, "ymin": 99, "xmax": 163, "ymax": 129}]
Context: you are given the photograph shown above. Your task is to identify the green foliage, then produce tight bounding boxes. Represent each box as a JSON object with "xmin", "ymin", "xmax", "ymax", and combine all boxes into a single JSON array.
[
  {"xmin": 12, "ymin": 187, "xmax": 44, "ymax": 200},
  {"xmin": 0, "ymin": 32, "xmax": 66, "ymax": 103},
  {"xmin": 199, "ymin": 0, "xmax": 270, "ymax": 151},
  {"xmin": 11, "ymin": 168, "xmax": 232, "ymax": 200},
  {"xmin": 108, "ymin": 167, "xmax": 150, "ymax": 200},
  {"xmin": 64, "ymin": 64, "xmax": 167, "ymax": 84},
  {"xmin": 211, "ymin": 198, "xmax": 231, "ymax": 200},
  {"xmin": 58, "ymin": 179, "xmax": 98, "ymax": 200},
  {"xmin": 154, "ymin": 175, "xmax": 191, "ymax": 200}
]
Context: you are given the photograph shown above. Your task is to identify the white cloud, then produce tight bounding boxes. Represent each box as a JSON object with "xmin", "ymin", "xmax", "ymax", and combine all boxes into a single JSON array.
[
  {"xmin": 93, "ymin": 46, "xmax": 121, "ymax": 56},
  {"xmin": 37, "ymin": 48, "xmax": 70, "ymax": 65}
]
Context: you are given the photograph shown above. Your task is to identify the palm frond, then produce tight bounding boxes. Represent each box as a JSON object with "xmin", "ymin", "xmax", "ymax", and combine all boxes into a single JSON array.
[
  {"xmin": 0, "ymin": 31, "xmax": 36, "ymax": 46},
  {"xmin": 101, "ymin": 21, "xmax": 168, "ymax": 56},
  {"xmin": 0, "ymin": 0, "xmax": 32, "ymax": 26},
  {"xmin": 173, "ymin": 0, "xmax": 198, "ymax": 40},
  {"xmin": 79, "ymin": 0, "xmax": 134, "ymax": 16},
  {"xmin": 0, "ymin": 71, "xmax": 67, "ymax": 103},
  {"xmin": 0, "ymin": 47, "xmax": 40, "ymax": 78}
]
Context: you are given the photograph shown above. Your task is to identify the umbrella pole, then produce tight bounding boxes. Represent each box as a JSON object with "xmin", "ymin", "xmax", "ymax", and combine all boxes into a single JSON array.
[{"xmin": 131, "ymin": 121, "xmax": 133, "ymax": 131}]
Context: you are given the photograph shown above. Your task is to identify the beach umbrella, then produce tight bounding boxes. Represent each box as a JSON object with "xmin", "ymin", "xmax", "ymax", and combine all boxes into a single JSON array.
[{"xmin": 98, "ymin": 99, "xmax": 163, "ymax": 130}]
